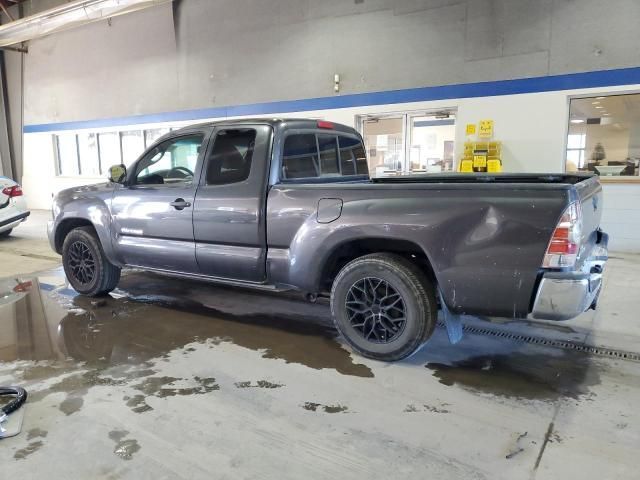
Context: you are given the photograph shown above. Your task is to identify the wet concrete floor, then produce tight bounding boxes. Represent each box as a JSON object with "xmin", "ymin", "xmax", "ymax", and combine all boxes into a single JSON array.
[{"xmin": 0, "ymin": 267, "xmax": 639, "ymax": 479}]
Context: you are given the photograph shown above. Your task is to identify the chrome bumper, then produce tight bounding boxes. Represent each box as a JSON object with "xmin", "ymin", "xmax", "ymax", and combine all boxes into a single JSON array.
[{"xmin": 530, "ymin": 233, "xmax": 608, "ymax": 321}]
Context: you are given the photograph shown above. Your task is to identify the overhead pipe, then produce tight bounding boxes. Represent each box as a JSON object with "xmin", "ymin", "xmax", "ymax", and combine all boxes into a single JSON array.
[{"xmin": 0, "ymin": 0, "xmax": 172, "ymax": 47}]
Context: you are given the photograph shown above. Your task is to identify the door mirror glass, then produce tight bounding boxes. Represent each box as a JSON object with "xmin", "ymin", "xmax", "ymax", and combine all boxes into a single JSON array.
[{"xmin": 108, "ymin": 164, "xmax": 127, "ymax": 184}]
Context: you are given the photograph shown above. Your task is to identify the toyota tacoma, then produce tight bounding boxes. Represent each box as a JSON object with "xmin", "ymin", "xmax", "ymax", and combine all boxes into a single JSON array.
[{"xmin": 48, "ymin": 119, "xmax": 608, "ymax": 361}]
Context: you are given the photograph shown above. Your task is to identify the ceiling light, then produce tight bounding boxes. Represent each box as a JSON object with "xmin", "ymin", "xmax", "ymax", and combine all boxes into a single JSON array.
[
  {"xmin": 596, "ymin": 97, "xmax": 606, "ymax": 99},
  {"xmin": 592, "ymin": 101, "xmax": 600, "ymax": 105},
  {"xmin": 0, "ymin": 0, "xmax": 171, "ymax": 47},
  {"xmin": 570, "ymin": 119, "xmax": 585, "ymax": 124},
  {"xmin": 603, "ymin": 113, "xmax": 610, "ymax": 116},
  {"xmin": 595, "ymin": 106, "xmax": 604, "ymax": 109}
]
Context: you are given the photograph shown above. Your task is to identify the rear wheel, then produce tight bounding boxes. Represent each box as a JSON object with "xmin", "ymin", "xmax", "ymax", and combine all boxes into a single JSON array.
[
  {"xmin": 330, "ymin": 253, "xmax": 437, "ymax": 362},
  {"xmin": 0, "ymin": 228, "xmax": 12, "ymax": 238},
  {"xmin": 62, "ymin": 226, "xmax": 121, "ymax": 296}
]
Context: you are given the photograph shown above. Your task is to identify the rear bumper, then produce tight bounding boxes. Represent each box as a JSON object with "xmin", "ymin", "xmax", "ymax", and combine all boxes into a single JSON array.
[
  {"xmin": 530, "ymin": 231, "xmax": 608, "ymax": 321},
  {"xmin": 0, "ymin": 211, "xmax": 30, "ymax": 232}
]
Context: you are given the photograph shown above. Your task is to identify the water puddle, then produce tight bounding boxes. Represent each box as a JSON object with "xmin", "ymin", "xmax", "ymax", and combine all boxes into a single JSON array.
[
  {"xmin": 426, "ymin": 351, "xmax": 600, "ymax": 400},
  {"xmin": 0, "ymin": 271, "xmax": 372, "ymax": 377},
  {"xmin": 0, "ymin": 269, "xmax": 373, "ymax": 422}
]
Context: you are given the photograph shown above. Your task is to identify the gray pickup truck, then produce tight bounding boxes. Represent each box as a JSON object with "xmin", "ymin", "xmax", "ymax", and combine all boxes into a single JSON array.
[{"xmin": 49, "ymin": 119, "xmax": 608, "ymax": 361}]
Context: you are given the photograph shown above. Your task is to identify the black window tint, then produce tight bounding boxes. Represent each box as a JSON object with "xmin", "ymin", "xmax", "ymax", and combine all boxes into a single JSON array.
[
  {"xmin": 318, "ymin": 134, "xmax": 339, "ymax": 176},
  {"xmin": 282, "ymin": 134, "xmax": 319, "ymax": 179},
  {"xmin": 339, "ymin": 136, "xmax": 368, "ymax": 176},
  {"xmin": 338, "ymin": 136, "xmax": 356, "ymax": 175},
  {"xmin": 206, "ymin": 129, "xmax": 256, "ymax": 185}
]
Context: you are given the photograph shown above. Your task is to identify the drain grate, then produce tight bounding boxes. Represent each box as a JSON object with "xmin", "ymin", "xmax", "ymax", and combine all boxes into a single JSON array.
[{"xmin": 437, "ymin": 321, "xmax": 640, "ymax": 362}]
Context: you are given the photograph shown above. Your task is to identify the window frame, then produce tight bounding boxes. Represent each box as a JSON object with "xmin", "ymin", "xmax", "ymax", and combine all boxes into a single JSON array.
[{"xmin": 278, "ymin": 129, "xmax": 369, "ymax": 184}]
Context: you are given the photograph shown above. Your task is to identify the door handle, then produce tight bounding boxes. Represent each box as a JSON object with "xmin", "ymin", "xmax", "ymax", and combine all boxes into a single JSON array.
[{"xmin": 170, "ymin": 198, "xmax": 192, "ymax": 210}]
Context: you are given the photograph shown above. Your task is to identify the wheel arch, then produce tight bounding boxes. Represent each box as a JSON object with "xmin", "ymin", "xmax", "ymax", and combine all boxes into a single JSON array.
[
  {"xmin": 54, "ymin": 216, "xmax": 120, "ymax": 266},
  {"xmin": 316, "ymin": 237, "xmax": 438, "ymax": 294}
]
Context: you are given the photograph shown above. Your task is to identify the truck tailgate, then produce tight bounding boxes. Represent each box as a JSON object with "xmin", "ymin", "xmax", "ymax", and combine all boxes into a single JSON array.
[{"xmin": 574, "ymin": 175, "xmax": 604, "ymax": 256}]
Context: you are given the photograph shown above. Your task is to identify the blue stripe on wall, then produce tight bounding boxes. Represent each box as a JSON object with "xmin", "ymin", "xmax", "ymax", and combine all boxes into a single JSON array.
[{"xmin": 24, "ymin": 66, "xmax": 640, "ymax": 133}]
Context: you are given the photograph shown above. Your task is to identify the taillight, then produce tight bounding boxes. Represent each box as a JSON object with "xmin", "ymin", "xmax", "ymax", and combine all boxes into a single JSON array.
[
  {"xmin": 543, "ymin": 202, "xmax": 582, "ymax": 268},
  {"xmin": 2, "ymin": 185, "xmax": 23, "ymax": 197},
  {"xmin": 317, "ymin": 120, "xmax": 335, "ymax": 129}
]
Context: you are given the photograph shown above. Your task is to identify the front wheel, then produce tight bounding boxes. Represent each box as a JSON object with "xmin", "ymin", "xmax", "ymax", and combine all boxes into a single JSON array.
[
  {"xmin": 62, "ymin": 226, "xmax": 121, "ymax": 296},
  {"xmin": 0, "ymin": 228, "xmax": 12, "ymax": 238},
  {"xmin": 330, "ymin": 253, "xmax": 437, "ymax": 362}
]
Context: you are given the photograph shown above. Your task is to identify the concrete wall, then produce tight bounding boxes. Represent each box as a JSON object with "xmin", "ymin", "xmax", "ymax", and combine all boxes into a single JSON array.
[
  {"xmin": 14, "ymin": 0, "xmax": 640, "ymax": 126},
  {"xmin": 6, "ymin": 0, "xmax": 640, "ymax": 252}
]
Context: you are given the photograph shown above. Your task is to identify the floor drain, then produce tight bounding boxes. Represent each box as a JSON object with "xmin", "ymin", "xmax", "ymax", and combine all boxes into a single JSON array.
[{"xmin": 437, "ymin": 321, "xmax": 640, "ymax": 362}]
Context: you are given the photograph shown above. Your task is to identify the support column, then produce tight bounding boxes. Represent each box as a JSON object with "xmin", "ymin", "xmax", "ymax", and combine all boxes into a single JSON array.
[{"xmin": 0, "ymin": 51, "xmax": 13, "ymax": 178}]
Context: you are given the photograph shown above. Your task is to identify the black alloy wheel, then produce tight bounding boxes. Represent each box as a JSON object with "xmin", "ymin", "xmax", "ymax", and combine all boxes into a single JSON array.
[
  {"xmin": 345, "ymin": 277, "xmax": 407, "ymax": 344},
  {"xmin": 67, "ymin": 240, "xmax": 97, "ymax": 286}
]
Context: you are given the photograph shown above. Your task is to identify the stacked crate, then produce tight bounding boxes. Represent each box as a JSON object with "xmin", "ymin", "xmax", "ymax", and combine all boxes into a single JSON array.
[{"xmin": 459, "ymin": 141, "xmax": 502, "ymax": 173}]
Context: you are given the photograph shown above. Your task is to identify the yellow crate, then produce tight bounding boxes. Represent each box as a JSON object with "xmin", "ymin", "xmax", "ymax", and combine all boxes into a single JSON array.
[
  {"xmin": 459, "ymin": 160, "xmax": 474, "ymax": 172},
  {"xmin": 487, "ymin": 159, "xmax": 502, "ymax": 173},
  {"xmin": 473, "ymin": 155, "xmax": 487, "ymax": 168}
]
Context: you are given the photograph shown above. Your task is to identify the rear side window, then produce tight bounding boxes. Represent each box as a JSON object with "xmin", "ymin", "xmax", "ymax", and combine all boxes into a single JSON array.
[
  {"xmin": 318, "ymin": 134, "xmax": 339, "ymax": 176},
  {"xmin": 282, "ymin": 133, "xmax": 367, "ymax": 180},
  {"xmin": 205, "ymin": 129, "xmax": 257, "ymax": 185},
  {"xmin": 282, "ymin": 134, "xmax": 319, "ymax": 179},
  {"xmin": 339, "ymin": 136, "xmax": 368, "ymax": 176}
]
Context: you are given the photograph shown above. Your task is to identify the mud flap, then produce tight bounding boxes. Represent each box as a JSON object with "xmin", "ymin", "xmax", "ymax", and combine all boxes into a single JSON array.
[
  {"xmin": 0, "ymin": 408, "xmax": 25, "ymax": 439},
  {"xmin": 440, "ymin": 292, "xmax": 463, "ymax": 345}
]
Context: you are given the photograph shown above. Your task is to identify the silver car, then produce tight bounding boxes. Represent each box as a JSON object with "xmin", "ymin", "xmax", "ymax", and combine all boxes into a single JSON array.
[{"xmin": 0, "ymin": 176, "xmax": 30, "ymax": 237}]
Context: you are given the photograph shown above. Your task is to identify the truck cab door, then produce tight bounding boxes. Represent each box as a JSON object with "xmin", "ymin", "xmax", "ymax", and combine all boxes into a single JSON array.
[
  {"xmin": 110, "ymin": 131, "xmax": 209, "ymax": 273},
  {"xmin": 193, "ymin": 125, "xmax": 272, "ymax": 282}
]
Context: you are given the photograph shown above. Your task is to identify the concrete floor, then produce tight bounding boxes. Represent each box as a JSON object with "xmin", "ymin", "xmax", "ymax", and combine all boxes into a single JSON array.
[{"xmin": 1, "ymin": 212, "xmax": 639, "ymax": 479}]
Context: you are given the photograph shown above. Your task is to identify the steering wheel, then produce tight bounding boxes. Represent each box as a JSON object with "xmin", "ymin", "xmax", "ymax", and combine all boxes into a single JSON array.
[{"xmin": 167, "ymin": 166, "xmax": 193, "ymax": 178}]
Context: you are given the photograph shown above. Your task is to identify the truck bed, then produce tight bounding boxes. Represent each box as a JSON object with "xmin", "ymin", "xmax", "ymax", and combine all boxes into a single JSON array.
[{"xmin": 372, "ymin": 172, "xmax": 595, "ymax": 185}]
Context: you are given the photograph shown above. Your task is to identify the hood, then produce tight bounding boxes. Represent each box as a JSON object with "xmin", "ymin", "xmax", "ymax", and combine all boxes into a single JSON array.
[{"xmin": 52, "ymin": 182, "xmax": 116, "ymax": 219}]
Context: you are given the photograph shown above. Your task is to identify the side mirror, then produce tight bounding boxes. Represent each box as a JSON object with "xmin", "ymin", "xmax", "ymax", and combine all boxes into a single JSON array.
[{"xmin": 108, "ymin": 164, "xmax": 127, "ymax": 184}]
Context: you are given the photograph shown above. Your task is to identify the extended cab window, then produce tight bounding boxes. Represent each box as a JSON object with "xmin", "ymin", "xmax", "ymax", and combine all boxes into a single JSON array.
[
  {"xmin": 282, "ymin": 133, "xmax": 368, "ymax": 180},
  {"xmin": 205, "ymin": 129, "xmax": 257, "ymax": 185},
  {"xmin": 282, "ymin": 134, "xmax": 319, "ymax": 179},
  {"xmin": 134, "ymin": 135, "xmax": 203, "ymax": 185}
]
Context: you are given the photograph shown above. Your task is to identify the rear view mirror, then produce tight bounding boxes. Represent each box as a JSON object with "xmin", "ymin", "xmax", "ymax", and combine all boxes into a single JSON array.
[{"xmin": 108, "ymin": 164, "xmax": 127, "ymax": 184}]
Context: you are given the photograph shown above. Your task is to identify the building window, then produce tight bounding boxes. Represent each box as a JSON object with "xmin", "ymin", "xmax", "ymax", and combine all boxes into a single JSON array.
[
  {"xmin": 358, "ymin": 110, "xmax": 456, "ymax": 177},
  {"xmin": 144, "ymin": 128, "xmax": 170, "ymax": 147},
  {"xmin": 566, "ymin": 133, "xmax": 586, "ymax": 170},
  {"xmin": 567, "ymin": 94, "xmax": 640, "ymax": 177},
  {"xmin": 121, "ymin": 130, "xmax": 145, "ymax": 167},
  {"xmin": 98, "ymin": 132, "xmax": 122, "ymax": 170},
  {"xmin": 77, "ymin": 132, "xmax": 101, "ymax": 176},
  {"xmin": 56, "ymin": 133, "xmax": 80, "ymax": 176}
]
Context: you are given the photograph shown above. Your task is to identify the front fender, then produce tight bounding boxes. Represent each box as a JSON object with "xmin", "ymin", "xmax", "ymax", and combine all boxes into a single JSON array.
[{"xmin": 51, "ymin": 183, "xmax": 121, "ymax": 266}]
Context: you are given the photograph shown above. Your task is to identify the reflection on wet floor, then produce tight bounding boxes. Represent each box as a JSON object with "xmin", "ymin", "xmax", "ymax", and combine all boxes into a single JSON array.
[{"xmin": 0, "ymin": 271, "xmax": 373, "ymax": 377}]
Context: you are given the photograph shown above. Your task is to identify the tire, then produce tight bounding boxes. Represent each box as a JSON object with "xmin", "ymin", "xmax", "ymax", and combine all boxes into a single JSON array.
[
  {"xmin": 62, "ymin": 226, "xmax": 121, "ymax": 296},
  {"xmin": 330, "ymin": 253, "xmax": 437, "ymax": 362},
  {"xmin": 0, "ymin": 228, "xmax": 12, "ymax": 238}
]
